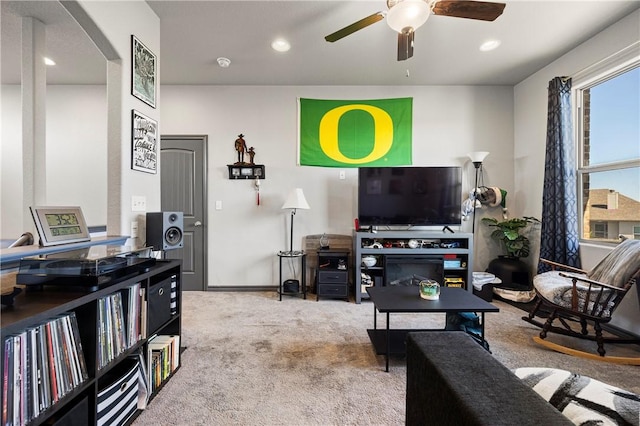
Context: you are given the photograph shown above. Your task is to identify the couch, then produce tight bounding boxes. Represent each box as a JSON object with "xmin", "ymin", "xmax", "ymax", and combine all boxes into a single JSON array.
[{"xmin": 405, "ymin": 331, "xmax": 573, "ymax": 425}]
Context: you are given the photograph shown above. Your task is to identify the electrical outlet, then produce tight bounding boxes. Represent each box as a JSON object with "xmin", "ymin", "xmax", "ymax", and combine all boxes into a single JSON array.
[
  {"xmin": 132, "ymin": 196, "xmax": 146, "ymax": 212},
  {"xmin": 130, "ymin": 221, "xmax": 138, "ymax": 238}
]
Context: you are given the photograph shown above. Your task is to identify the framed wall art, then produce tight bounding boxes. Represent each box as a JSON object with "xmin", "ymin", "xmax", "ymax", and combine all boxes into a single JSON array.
[
  {"xmin": 131, "ymin": 35, "xmax": 156, "ymax": 108},
  {"xmin": 132, "ymin": 110, "xmax": 158, "ymax": 174}
]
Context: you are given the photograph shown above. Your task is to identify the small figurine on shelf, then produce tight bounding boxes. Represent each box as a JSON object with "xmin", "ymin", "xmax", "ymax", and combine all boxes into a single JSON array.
[
  {"xmin": 320, "ymin": 233, "xmax": 330, "ymax": 250},
  {"xmin": 247, "ymin": 146, "xmax": 256, "ymax": 165},
  {"xmin": 234, "ymin": 134, "xmax": 248, "ymax": 164}
]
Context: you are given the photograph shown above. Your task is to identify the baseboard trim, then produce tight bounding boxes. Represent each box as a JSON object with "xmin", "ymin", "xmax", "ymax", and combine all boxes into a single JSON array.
[{"xmin": 207, "ymin": 285, "xmax": 283, "ymax": 292}]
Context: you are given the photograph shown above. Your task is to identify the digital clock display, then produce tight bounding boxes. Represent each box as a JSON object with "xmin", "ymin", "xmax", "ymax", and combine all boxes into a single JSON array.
[
  {"xmin": 45, "ymin": 213, "xmax": 80, "ymax": 226},
  {"xmin": 50, "ymin": 225, "xmax": 83, "ymax": 237},
  {"xmin": 45, "ymin": 213, "xmax": 83, "ymax": 236},
  {"xmin": 31, "ymin": 207, "xmax": 91, "ymax": 246}
]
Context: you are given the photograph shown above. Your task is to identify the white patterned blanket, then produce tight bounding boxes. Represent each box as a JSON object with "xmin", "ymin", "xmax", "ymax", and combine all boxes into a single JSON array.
[{"xmin": 514, "ymin": 367, "xmax": 639, "ymax": 426}]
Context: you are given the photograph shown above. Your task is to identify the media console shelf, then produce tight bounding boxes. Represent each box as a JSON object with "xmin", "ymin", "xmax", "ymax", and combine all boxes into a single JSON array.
[
  {"xmin": 353, "ymin": 231, "xmax": 473, "ymax": 304},
  {"xmin": 1, "ymin": 259, "xmax": 182, "ymax": 425}
]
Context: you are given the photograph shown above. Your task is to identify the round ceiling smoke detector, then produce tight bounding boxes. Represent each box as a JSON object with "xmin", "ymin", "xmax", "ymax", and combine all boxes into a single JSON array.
[{"xmin": 217, "ymin": 57, "xmax": 231, "ymax": 68}]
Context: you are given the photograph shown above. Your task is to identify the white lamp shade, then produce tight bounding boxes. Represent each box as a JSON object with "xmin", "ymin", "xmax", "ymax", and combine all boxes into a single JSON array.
[
  {"xmin": 386, "ymin": 0, "xmax": 430, "ymax": 33},
  {"xmin": 282, "ymin": 188, "xmax": 310, "ymax": 210},
  {"xmin": 468, "ymin": 151, "xmax": 490, "ymax": 163}
]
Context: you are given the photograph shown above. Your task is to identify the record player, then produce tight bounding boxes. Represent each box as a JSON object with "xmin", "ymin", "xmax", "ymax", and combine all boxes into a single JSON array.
[{"xmin": 17, "ymin": 245, "xmax": 156, "ymax": 290}]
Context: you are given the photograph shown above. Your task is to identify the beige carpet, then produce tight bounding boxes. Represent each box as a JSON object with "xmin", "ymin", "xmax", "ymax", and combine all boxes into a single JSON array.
[{"xmin": 132, "ymin": 291, "xmax": 639, "ymax": 426}]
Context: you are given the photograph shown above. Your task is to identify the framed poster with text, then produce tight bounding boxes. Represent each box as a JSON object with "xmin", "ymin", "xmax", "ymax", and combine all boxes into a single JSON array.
[{"xmin": 132, "ymin": 109, "xmax": 158, "ymax": 174}]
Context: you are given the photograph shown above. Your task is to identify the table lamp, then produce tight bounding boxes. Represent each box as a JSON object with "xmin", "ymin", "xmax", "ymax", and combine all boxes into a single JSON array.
[{"xmin": 282, "ymin": 188, "xmax": 310, "ymax": 254}]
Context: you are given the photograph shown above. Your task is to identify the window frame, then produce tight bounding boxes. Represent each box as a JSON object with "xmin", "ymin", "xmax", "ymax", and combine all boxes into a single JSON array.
[{"xmin": 572, "ymin": 47, "xmax": 640, "ymax": 245}]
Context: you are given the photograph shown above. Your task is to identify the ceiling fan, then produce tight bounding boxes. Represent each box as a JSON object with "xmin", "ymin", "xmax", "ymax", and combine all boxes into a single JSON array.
[{"xmin": 325, "ymin": 0, "xmax": 506, "ymax": 61}]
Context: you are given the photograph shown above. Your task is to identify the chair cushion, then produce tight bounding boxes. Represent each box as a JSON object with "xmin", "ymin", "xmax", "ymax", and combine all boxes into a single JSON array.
[
  {"xmin": 588, "ymin": 239, "xmax": 640, "ymax": 288},
  {"xmin": 514, "ymin": 367, "xmax": 640, "ymax": 426},
  {"xmin": 533, "ymin": 271, "xmax": 614, "ymax": 317}
]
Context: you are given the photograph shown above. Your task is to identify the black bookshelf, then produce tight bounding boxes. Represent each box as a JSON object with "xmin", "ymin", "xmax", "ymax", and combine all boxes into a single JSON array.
[{"xmin": 1, "ymin": 260, "xmax": 182, "ymax": 426}]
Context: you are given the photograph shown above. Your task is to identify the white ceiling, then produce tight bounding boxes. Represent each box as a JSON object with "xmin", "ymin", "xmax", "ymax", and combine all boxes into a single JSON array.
[{"xmin": 2, "ymin": 0, "xmax": 639, "ymax": 86}]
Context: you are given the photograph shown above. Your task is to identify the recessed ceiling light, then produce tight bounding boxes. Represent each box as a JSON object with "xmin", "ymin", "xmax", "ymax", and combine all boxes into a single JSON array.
[
  {"xmin": 271, "ymin": 38, "xmax": 290, "ymax": 53},
  {"xmin": 479, "ymin": 40, "xmax": 501, "ymax": 52},
  {"xmin": 44, "ymin": 57, "xmax": 56, "ymax": 66}
]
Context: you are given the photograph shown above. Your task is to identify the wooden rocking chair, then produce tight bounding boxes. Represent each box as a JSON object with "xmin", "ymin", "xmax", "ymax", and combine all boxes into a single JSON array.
[{"xmin": 522, "ymin": 239, "xmax": 640, "ymax": 364}]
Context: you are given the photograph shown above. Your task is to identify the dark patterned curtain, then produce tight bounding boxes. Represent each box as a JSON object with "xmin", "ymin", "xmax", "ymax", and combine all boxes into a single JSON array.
[{"xmin": 538, "ymin": 77, "xmax": 581, "ymax": 273}]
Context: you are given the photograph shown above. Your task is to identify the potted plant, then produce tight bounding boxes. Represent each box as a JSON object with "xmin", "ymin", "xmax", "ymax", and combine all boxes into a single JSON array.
[
  {"xmin": 481, "ymin": 216, "xmax": 540, "ymax": 290},
  {"xmin": 481, "ymin": 216, "xmax": 540, "ymax": 258}
]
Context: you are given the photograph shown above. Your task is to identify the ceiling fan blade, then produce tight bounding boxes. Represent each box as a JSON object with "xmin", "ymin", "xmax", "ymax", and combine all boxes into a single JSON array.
[
  {"xmin": 432, "ymin": 0, "xmax": 506, "ymax": 21},
  {"xmin": 325, "ymin": 12, "xmax": 385, "ymax": 42},
  {"xmin": 397, "ymin": 30, "xmax": 414, "ymax": 61}
]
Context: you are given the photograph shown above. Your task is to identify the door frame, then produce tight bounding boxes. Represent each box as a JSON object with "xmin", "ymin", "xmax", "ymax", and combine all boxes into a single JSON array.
[{"xmin": 161, "ymin": 134, "xmax": 208, "ymax": 291}]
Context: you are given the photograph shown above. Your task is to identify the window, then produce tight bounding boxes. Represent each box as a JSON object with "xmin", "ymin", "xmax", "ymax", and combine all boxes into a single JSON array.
[{"xmin": 575, "ymin": 62, "xmax": 640, "ymax": 243}]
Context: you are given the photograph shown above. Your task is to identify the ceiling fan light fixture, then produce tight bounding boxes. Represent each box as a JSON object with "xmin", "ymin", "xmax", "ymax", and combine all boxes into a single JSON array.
[{"xmin": 386, "ymin": 0, "xmax": 430, "ymax": 33}]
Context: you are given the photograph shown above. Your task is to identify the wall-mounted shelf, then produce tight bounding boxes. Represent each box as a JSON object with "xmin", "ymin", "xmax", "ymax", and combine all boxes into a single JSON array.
[{"xmin": 227, "ymin": 164, "xmax": 265, "ymax": 179}]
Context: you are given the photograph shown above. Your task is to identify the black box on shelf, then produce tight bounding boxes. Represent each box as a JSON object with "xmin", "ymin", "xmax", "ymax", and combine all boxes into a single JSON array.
[
  {"xmin": 148, "ymin": 277, "xmax": 172, "ymax": 334},
  {"xmin": 283, "ymin": 279, "xmax": 299, "ymax": 293}
]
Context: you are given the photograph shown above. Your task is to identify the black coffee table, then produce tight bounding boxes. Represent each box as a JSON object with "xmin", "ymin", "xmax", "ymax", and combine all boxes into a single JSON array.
[{"xmin": 366, "ymin": 286, "xmax": 499, "ymax": 371}]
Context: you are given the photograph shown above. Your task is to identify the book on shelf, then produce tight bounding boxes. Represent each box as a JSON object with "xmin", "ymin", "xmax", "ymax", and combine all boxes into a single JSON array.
[
  {"xmin": 98, "ymin": 290, "xmax": 132, "ymax": 369},
  {"xmin": 146, "ymin": 334, "xmax": 180, "ymax": 394},
  {"xmin": 2, "ymin": 338, "xmax": 12, "ymax": 426},
  {"xmin": 2, "ymin": 311, "xmax": 88, "ymax": 426},
  {"xmin": 125, "ymin": 283, "xmax": 143, "ymax": 347},
  {"xmin": 140, "ymin": 287, "xmax": 147, "ymax": 340}
]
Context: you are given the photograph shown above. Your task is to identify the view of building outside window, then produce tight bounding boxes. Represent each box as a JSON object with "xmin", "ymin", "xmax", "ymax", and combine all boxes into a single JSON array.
[{"xmin": 579, "ymin": 65, "xmax": 640, "ymax": 242}]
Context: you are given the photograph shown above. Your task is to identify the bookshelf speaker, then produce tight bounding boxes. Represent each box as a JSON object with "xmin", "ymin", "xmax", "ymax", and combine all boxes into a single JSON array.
[{"xmin": 146, "ymin": 211, "xmax": 184, "ymax": 251}]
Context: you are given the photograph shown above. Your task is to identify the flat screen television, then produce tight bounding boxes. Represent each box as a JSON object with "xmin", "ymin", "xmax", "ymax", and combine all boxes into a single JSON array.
[{"xmin": 358, "ymin": 166, "xmax": 462, "ymax": 227}]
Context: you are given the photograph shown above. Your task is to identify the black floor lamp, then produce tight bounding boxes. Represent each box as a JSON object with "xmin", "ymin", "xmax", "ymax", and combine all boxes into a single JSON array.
[
  {"xmin": 468, "ymin": 151, "xmax": 489, "ymax": 233},
  {"xmin": 281, "ymin": 188, "xmax": 310, "ymax": 255}
]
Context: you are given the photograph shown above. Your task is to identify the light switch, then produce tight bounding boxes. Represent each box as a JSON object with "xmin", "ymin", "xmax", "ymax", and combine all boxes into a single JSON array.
[
  {"xmin": 339, "ymin": 170, "xmax": 346, "ymax": 180},
  {"xmin": 215, "ymin": 200, "xmax": 223, "ymax": 210},
  {"xmin": 132, "ymin": 196, "xmax": 146, "ymax": 212}
]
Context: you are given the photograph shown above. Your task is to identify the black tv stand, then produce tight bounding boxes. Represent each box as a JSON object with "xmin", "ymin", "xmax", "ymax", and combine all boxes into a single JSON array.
[
  {"xmin": 442, "ymin": 226, "xmax": 455, "ymax": 233},
  {"xmin": 353, "ymin": 231, "xmax": 473, "ymax": 303}
]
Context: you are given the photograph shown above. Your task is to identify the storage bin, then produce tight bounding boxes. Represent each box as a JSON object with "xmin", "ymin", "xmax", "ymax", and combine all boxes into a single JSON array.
[
  {"xmin": 148, "ymin": 277, "xmax": 172, "ymax": 334},
  {"xmin": 97, "ymin": 361, "xmax": 140, "ymax": 426}
]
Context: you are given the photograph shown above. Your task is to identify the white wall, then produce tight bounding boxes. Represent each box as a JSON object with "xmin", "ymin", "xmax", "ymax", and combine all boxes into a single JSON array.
[
  {"xmin": 1, "ymin": 85, "xmax": 107, "ymax": 239},
  {"xmin": 1, "ymin": 0, "xmax": 159, "ymax": 242},
  {"xmin": 161, "ymin": 85, "xmax": 514, "ymax": 287},
  {"xmin": 514, "ymin": 10, "xmax": 640, "ymax": 334},
  {"xmin": 46, "ymin": 86, "xmax": 107, "ymax": 227},
  {"xmin": 1, "ymin": 85, "xmax": 23, "ymax": 239},
  {"xmin": 73, "ymin": 0, "xmax": 160, "ymax": 238}
]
